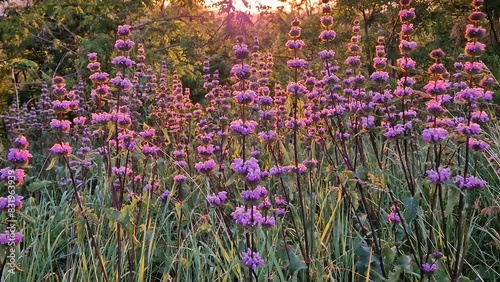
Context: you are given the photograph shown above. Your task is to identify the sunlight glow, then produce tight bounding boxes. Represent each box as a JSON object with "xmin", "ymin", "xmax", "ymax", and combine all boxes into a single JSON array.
[{"xmin": 206, "ymin": 0, "xmax": 286, "ymax": 14}]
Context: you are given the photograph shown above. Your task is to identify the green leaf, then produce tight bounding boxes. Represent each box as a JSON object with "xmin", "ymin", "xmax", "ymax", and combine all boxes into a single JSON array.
[
  {"xmin": 402, "ymin": 197, "xmax": 418, "ymax": 223},
  {"xmin": 225, "ymin": 172, "xmax": 239, "ymax": 187},
  {"xmin": 382, "ymin": 244, "xmax": 397, "ymax": 265},
  {"xmin": 388, "ymin": 265, "xmax": 404, "ymax": 282},
  {"xmin": 445, "ymin": 186, "xmax": 461, "ymax": 217},
  {"xmin": 288, "ymin": 248, "xmax": 307, "ymax": 273},
  {"xmin": 355, "ymin": 165, "xmax": 368, "ymax": 181},
  {"xmin": 26, "ymin": 180, "xmax": 53, "ymax": 192},
  {"xmin": 457, "ymin": 277, "xmax": 472, "ymax": 282},
  {"xmin": 45, "ymin": 157, "xmax": 58, "ymax": 171}
]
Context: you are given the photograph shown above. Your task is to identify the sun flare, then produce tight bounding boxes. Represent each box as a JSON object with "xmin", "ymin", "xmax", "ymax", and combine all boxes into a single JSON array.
[{"xmin": 206, "ymin": 0, "xmax": 286, "ymax": 14}]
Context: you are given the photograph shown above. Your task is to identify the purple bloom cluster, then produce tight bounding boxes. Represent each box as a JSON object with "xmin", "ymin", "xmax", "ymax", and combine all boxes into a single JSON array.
[
  {"xmin": 388, "ymin": 205, "xmax": 401, "ymax": 223},
  {"xmin": 454, "ymin": 175, "xmax": 487, "ymax": 189},
  {"xmin": 229, "ymin": 120, "xmax": 258, "ymax": 136},
  {"xmin": 421, "ymin": 263, "xmax": 438, "ymax": 274},
  {"xmin": 241, "ymin": 185, "xmax": 268, "ymax": 204},
  {"xmin": 0, "ymin": 231, "xmax": 23, "ymax": 246},
  {"xmin": 241, "ymin": 248, "xmax": 265, "ymax": 270},
  {"xmin": 7, "ymin": 148, "xmax": 33, "ymax": 166},
  {"xmin": 231, "ymin": 157, "xmax": 265, "ymax": 185},
  {"xmin": 426, "ymin": 167, "xmax": 451, "ymax": 183},
  {"xmin": 206, "ymin": 191, "xmax": 228, "ymax": 206},
  {"xmin": 0, "ymin": 195, "xmax": 24, "ymax": 211},
  {"xmin": 421, "ymin": 127, "xmax": 448, "ymax": 143},
  {"xmin": 195, "ymin": 159, "xmax": 216, "ymax": 174},
  {"xmin": 231, "ymin": 206, "xmax": 264, "ymax": 228}
]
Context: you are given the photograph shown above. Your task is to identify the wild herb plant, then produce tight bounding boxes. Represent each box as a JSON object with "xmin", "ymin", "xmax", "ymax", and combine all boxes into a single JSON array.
[{"xmin": 0, "ymin": 0, "xmax": 498, "ymax": 281}]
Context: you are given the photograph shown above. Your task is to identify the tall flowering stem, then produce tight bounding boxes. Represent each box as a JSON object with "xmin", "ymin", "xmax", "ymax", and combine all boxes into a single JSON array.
[
  {"xmin": 0, "ymin": 136, "xmax": 30, "ymax": 277},
  {"xmin": 285, "ymin": 18, "xmax": 311, "ymax": 281},
  {"xmin": 48, "ymin": 76, "xmax": 109, "ymax": 282},
  {"xmin": 451, "ymin": 0, "xmax": 490, "ymax": 280}
]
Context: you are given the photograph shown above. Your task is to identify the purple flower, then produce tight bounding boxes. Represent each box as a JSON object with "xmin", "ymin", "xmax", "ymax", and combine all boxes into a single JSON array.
[
  {"xmin": 463, "ymin": 61, "xmax": 483, "ymax": 74},
  {"xmin": 425, "ymin": 99, "xmax": 444, "ymax": 115},
  {"xmin": 426, "ymin": 167, "xmax": 451, "ymax": 183},
  {"xmin": 286, "ymin": 82, "xmax": 308, "ymax": 96},
  {"xmin": 468, "ymin": 138, "xmax": 489, "ymax": 151},
  {"xmin": 87, "ymin": 52, "xmax": 98, "ymax": 62},
  {"xmin": 235, "ymin": 90, "xmax": 257, "ymax": 104},
  {"xmin": 455, "ymin": 87, "xmax": 483, "ymax": 102},
  {"xmin": 372, "ymin": 57, "xmax": 387, "ymax": 69},
  {"xmin": 159, "ymin": 190, "xmax": 170, "ymax": 202},
  {"xmin": 13, "ymin": 136, "xmax": 29, "ymax": 149},
  {"xmin": 7, "ymin": 148, "xmax": 33, "ymax": 165},
  {"xmin": 346, "ymin": 56, "xmax": 361, "ymax": 67},
  {"xmin": 285, "ymin": 40, "xmax": 305, "ymax": 50},
  {"xmin": 51, "ymin": 100, "xmax": 72, "ymax": 113},
  {"xmin": 87, "ymin": 62, "xmax": 101, "ymax": 72},
  {"xmin": 421, "ymin": 263, "xmax": 437, "ymax": 274},
  {"xmin": 91, "ymin": 113, "xmax": 112, "ymax": 124},
  {"xmin": 396, "ymin": 57, "xmax": 416, "ymax": 70},
  {"xmin": 258, "ymin": 197, "xmax": 272, "ymax": 210},
  {"xmin": 399, "ymin": 8, "xmax": 416, "ymax": 22},
  {"xmin": 399, "ymin": 40, "xmax": 417, "ymax": 53},
  {"xmin": 230, "ymin": 64, "xmax": 251, "ymax": 79},
  {"xmin": 114, "ymin": 39, "xmax": 135, "ymax": 52},
  {"xmin": 471, "ymin": 111, "xmax": 489, "ymax": 123},
  {"xmin": 111, "ymin": 56, "xmax": 135, "ymax": 68},
  {"xmin": 142, "ymin": 145, "xmax": 159, "ymax": 156},
  {"xmin": 388, "ymin": 212, "xmax": 401, "ymax": 223},
  {"xmin": 383, "ymin": 124, "xmax": 405, "ymax": 138},
  {"xmin": 370, "ymin": 71, "xmax": 389, "ymax": 83},
  {"xmin": 241, "ymin": 248, "xmax": 265, "ymax": 270},
  {"xmin": 433, "ymin": 252, "xmax": 443, "ymax": 259},
  {"xmin": 286, "ymin": 58, "xmax": 308, "ymax": 69},
  {"xmin": 195, "ymin": 159, "xmax": 216, "ymax": 174},
  {"xmin": 0, "ymin": 231, "xmax": 23, "ymax": 245},
  {"xmin": 454, "ymin": 175, "xmax": 487, "ymax": 189},
  {"xmin": 117, "ymin": 25, "xmax": 131, "ymax": 37},
  {"xmin": 173, "ymin": 174, "xmax": 188, "ymax": 183},
  {"xmin": 89, "ymin": 72, "xmax": 109, "ymax": 84},
  {"xmin": 319, "ymin": 49, "xmax": 335, "ymax": 60},
  {"xmin": 50, "ymin": 119, "xmax": 72, "ymax": 134},
  {"xmin": 262, "ymin": 216, "xmax": 276, "ymax": 228},
  {"xmin": 111, "ymin": 166, "xmax": 133, "ymax": 177},
  {"xmin": 109, "ymin": 76, "xmax": 133, "ymax": 90},
  {"xmin": 422, "ymin": 127, "xmax": 448, "ymax": 143},
  {"xmin": 229, "ymin": 120, "xmax": 258, "ymax": 136},
  {"xmin": 319, "ymin": 30, "xmax": 336, "ymax": 42},
  {"xmin": 0, "ymin": 195, "xmax": 24, "ymax": 210},
  {"xmin": 361, "ymin": 116, "xmax": 375, "ymax": 129},
  {"xmin": 457, "ymin": 122, "xmax": 481, "ymax": 136},
  {"xmin": 241, "ymin": 185, "xmax": 268, "ymax": 204},
  {"xmin": 139, "ymin": 128, "xmax": 155, "ymax": 139},
  {"xmin": 232, "ymin": 206, "xmax": 264, "ymax": 228},
  {"xmin": 0, "ymin": 168, "xmax": 26, "ymax": 186},
  {"xmin": 464, "ymin": 42, "xmax": 486, "ymax": 57},
  {"xmin": 206, "ymin": 191, "xmax": 228, "ymax": 206},
  {"xmin": 401, "ymin": 23, "xmax": 414, "ymax": 35},
  {"xmin": 233, "ymin": 43, "xmax": 249, "ymax": 59},
  {"xmin": 197, "ymin": 144, "xmax": 216, "ymax": 157},
  {"xmin": 423, "ymin": 80, "xmax": 449, "ymax": 95},
  {"xmin": 73, "ymin": 116, "xmax": 86, "ymax": 126}
]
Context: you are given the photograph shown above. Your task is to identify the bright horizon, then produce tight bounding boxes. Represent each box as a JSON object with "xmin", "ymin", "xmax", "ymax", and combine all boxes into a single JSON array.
[{"xmin": 205, "ymin": 0, "xmax": 287, "ymax": 14}]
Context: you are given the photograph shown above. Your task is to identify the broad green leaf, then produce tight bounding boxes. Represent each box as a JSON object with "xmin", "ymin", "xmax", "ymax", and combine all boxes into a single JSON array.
[
  {"xmin": 445, "ymin": 186, "xmax": 461, "ymax": 217},
  {"xmin": 402, "ymin": 197, "xmax": 418, "ymax": 223},
  {"xmin": 26, "ymin": 180, "xmax": 52, "ymax": 192}
]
